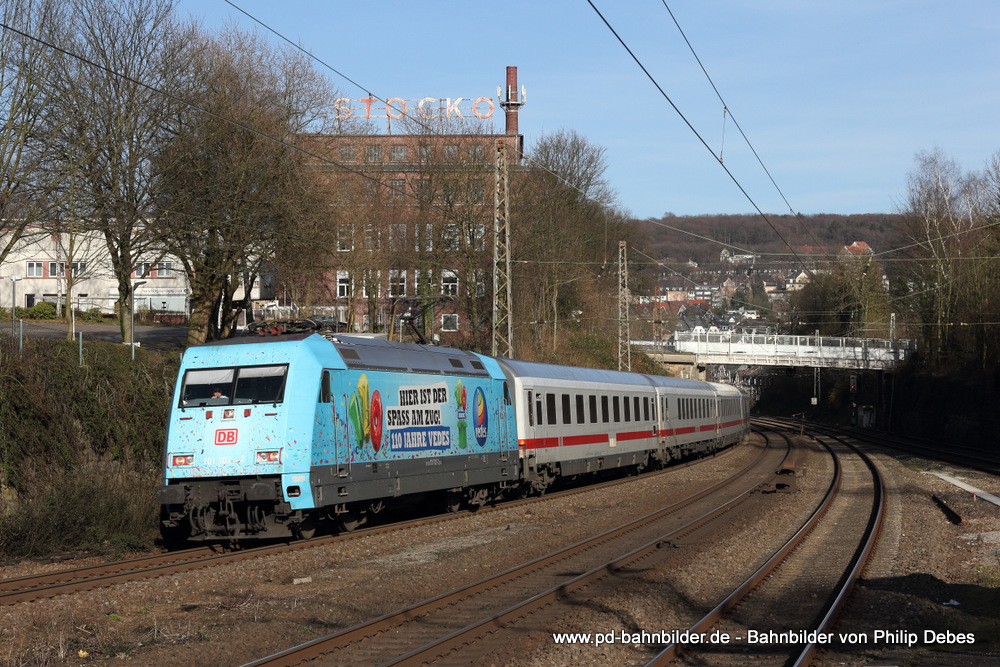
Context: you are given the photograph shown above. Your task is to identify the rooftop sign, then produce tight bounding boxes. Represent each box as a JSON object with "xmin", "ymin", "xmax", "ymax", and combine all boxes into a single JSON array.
[{"xmin": 334, "ymin": 97, "xmax": 495, "ymax": 120}]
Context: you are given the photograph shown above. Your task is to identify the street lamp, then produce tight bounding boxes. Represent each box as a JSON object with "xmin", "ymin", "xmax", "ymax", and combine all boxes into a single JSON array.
[
  {"xmin": 130, "ymin": 280, "xmax": 146, "ymax": 359},
  {"xmin": 9, "ymin": 276, "xmax": 21, "ymax": 331}
]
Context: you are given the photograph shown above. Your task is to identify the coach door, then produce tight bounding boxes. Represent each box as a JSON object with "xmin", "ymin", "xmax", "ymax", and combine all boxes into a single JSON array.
[
  {"xmin": 497, "ymin": 381, "xmax": 512, "ymax": 461},
  {"xmin": 522, "ymin": 389, "xmax": 538, "ymax": 456},
  {"xmin": 656, "ymin": 392, "xmax": 668, "ymax": 446}
]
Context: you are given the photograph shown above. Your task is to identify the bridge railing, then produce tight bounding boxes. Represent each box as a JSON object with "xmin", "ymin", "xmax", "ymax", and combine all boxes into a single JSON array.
[{"xmin": 634, "ymin": 332, "xmax": 916, "ymax": 370}]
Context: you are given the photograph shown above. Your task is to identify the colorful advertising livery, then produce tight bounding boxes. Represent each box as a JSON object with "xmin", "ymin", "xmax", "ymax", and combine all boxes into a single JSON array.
[{"xmin": 338, "ymin": 373, "xmax": 489, "ymax": 460}]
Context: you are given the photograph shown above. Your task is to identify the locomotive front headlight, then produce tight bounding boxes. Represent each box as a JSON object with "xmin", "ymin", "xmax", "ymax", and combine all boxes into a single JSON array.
[
  {"xmin": 171, "ymin": 454, "xmax": 194, "ymax": 467},
  {"xmin": 256, "ymin": 450, "xmax": 280, "ymax": 463}
]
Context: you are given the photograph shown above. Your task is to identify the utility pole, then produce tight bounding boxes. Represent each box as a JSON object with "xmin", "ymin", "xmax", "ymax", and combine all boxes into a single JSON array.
[
  {"xmin": 492, "ymin": 138, "xmax": 513, "ymax": 358},
  {"xmin": 618, "ymin": 240, "xmax": 630, "ymax": 371}
]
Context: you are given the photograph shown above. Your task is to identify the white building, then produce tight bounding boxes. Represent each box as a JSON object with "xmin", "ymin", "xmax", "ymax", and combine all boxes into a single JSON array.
[{"xmin": 0, "ymin": 228, "xmax": 190, "ymax": 317}]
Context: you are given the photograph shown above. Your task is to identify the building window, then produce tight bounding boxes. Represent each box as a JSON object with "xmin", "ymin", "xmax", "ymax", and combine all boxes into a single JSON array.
[
  {"xmin": 48, "ymin": 262, "xmax": 63, "ymax": 277},
  {"xmin": 134, "ymin": 261, "xmax": 152, "ymax": 278},
  {"xmin": 388, "ymin": 270, "xmax": 406, "ymax": 298},
  {"xmin": 469, "ymin": 179, "xmax": 485, "ymax": 203},
  {"xmin": 467, "ymin": 224, "xmax": 486, "ymax": 250},
  {"xmin": 340, "ymin": 145, "xmax": 356, "ymax": 162},
  {"xmin": 414, "ymin": 178, "xmax": 431, "ymax": 202},
  {"xmin": 156, "ymin": 262, "xmax": 172, "ymax": 278},
  {"xmin": 443, "ymin": 144, "xmax": 459, "ymax": 161},
  {"xmin": 364, "ymin": 224, "xmax": 379, "ymax": 251},
  {"xmin": 337, "ymin": 271, "xmax": 351, "ymax": 298},
  {"xmin": 389, "ymin": 179, "xmax": 406, "ymax": 202},
  {"xmin": 441, "ymin": 314, "xmax": 459, "ymax": 332},
  {"xmin": 468, "ymin": 144, "xmax": 485, "ymax": 162},
  {"xmin": 441, "ymin": 270, "xmax": 458, "ymax": 296},
  {"xmin": 391, "ymin": 145, "xmax": 407, "ymax": 162},
  {"xmin": 365, "ymin": 145, "xmax": 381, "ymax": 163},
  {"xmin": 417, "ymin": 144, "xmax": 433, "ymax": 161},
  {"xmin": 337, "ymin": 224, "xmax": 353, "ymax": 252},
  {"xmin": 474, "ymin": 269, "xmax": 485, "ymax": 297},
  {"xmin": 389, "ymin": 223, "xmax": 407, "ymax": 250},
  {"xmin": 417, "ymin": 223, "xmax": 433, "ymax": 252},
  {"xmin": 441, "ymin": 179, "xmax": 457, "ymax": 205},
  {"xmin": 361, "ymin": 270, "xmax": 379, "ymax": 299},
  {"xmin": 442, "ymin": 224, "xmax": 460, "ymax": 251},
  {"xmin": 26, "ymin": 262, "xmax": 43, "ymax": 278}
]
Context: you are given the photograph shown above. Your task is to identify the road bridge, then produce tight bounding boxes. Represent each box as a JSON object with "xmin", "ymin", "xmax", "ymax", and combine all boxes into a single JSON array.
[{"xmin": 637, "ymin": 331, "xmax": 916, "ymax": 371}]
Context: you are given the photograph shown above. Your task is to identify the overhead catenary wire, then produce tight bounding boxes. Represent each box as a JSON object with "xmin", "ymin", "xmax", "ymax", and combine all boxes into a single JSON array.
[{"xmin": 585, "ymin": 1, "xmax": 818, "ymax": 280}]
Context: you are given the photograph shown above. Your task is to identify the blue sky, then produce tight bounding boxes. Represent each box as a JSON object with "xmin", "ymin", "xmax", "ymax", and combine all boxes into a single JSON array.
[{"xmin": 177, "ymin": 1, "xmax": 1000, "ymax": 218}]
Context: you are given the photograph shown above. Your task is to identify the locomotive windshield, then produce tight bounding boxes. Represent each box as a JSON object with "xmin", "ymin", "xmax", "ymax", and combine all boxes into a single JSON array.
[{"xmin": 180, "ymin": 364, "xmax": 288, "ymax": 407}]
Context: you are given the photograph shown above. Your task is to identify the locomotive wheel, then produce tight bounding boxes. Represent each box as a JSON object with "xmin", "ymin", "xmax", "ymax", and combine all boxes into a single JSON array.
[
  {"xmin": 337, "ymin": 511, "xmax": 361, "ymax": 533},
  {"xmin": 294, "ymin": 514, "xmax": 317, "ymax": 540},
  {"xmin": 445, "ymin": 491, "xmax": 462, "ymax": 513}
]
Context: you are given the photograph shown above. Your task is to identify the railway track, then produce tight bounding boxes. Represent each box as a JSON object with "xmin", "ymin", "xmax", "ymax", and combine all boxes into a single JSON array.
[
  {"xmin": 243, "ymin": 431, "xmax": 790, "ymax": 665},
  {"xmin": 643, "ymin": 418, "xmax": 885, "ymax": 667},
  {"xmin": 0, "ymin": 448, "xmax": 735, "ymax": 608}
]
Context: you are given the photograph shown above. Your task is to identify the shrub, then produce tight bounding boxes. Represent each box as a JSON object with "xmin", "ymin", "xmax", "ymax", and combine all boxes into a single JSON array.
[
  {"xmin": 0, "ymin": 339, "xmax": 179, "ymax": 558},
  {"xmin": 81, "ymin": 307, "xmax": 105, "ymax": 323},
  {"xmin": 29, "ymin": 301, "xmax": 57, "ymax": 319}
]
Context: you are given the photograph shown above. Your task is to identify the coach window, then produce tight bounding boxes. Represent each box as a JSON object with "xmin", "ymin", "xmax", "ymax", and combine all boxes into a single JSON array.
[
  {"xmin": 634, "ymin": 396, "xmax": 641, "ymax": 422},
  {"xmin": 623, "ymin": 395, "xmax": 631, "ymax": 422},
  {"xmin": 613, "ymin": 396, "xmax": 621, "ymax": 422},
  {"xmin": 601, "ymin": 395, "xmax": 609, "ymax": 423},
  {"xmin": 643, "ymin": 397, "xmax": 650, "ymax": 422},
  {"xmin": 536, "ymin": 393, "xmax": 544, "ymax": 426},
  {"xmin": 561, "ymin": 394, "xmax": 571, "ymax": 424},
  {"xmin": 526, "ymin": 391, "xmax": 534, "ymax": 426},
  {"xmin": 546, "ymin": 393, "xmax": 557, "ymax": 425},
  {"xmin": 589, "ymin": 395, "xmax": 598, "ymax": 423},
  {"xmin": 576, "ymin": 394, "xmax": 585, "ymax": 424}
]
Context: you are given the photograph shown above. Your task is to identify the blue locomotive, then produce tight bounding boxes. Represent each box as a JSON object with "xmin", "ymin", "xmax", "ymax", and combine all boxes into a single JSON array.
[{"xmin": 156, "ymin": 328, "xmax": 748, "ymax": 542}]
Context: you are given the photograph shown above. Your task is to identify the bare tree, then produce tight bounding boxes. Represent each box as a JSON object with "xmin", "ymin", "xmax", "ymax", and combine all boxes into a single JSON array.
[
  {"xmin": 47, "ymin": 0, "xmax": 185, "ymax": 344},
  {"xmin": 900, "ymin": 148, "xmax": 988, "ymax": 363},
  {"xmin": 154, "ymin": 26, "xmax": 339, "ymax": 345},
  {"xmin": 511, "ymin": 130, "xmax": 633, "ymax": 354},
  {"xmin": 0, "ymin": 0, "xmax": 66, "ymax": 267}
]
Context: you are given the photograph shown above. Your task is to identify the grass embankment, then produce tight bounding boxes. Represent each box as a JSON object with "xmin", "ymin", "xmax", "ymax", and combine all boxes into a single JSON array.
[{"xmin": 0, "ymin": 339, "xmax": 178, "ymax": 561}]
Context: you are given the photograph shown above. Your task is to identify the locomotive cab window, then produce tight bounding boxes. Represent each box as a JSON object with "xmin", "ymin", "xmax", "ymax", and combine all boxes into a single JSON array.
[
  {"xmin": 179, "ymin": 364, "xmax": 288, "ymax": 407},
  {"xmin": 233, "ymin": 365, "xmax": 288, "ymax": 405}
]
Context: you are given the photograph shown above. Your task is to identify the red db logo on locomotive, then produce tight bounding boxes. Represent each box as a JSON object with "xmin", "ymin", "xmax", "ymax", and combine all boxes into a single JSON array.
[{"xmin": 214, "ymin": 429, "xmax": 238, "ymax": 446}]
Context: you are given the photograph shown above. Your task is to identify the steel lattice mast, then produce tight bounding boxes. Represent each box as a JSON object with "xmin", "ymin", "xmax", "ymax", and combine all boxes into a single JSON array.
[
  {"xmin": 618, "ymin": 240, "xmax": 631, "ymax": 371},
  {"xmin": 492, "ymin": 138, "xmax": 513, "ymax": 358}
]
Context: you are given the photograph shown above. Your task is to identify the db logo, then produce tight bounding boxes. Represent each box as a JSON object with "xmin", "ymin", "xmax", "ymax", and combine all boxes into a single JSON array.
[{"xmin": 214, "ymin": 428, "xmax": 238, "ymax": 445}]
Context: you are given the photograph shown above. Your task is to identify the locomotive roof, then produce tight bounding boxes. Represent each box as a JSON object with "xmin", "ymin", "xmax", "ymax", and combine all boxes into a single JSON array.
[{"xmin": 322, "ymin": 334, "xmax": 492, "ymax": 377}]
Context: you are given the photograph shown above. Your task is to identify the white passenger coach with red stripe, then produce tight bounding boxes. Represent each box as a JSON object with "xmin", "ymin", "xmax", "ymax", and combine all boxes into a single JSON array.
[{"xmin": 497, "ymin": 358, "xmax": 749, "ymax": 494}]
